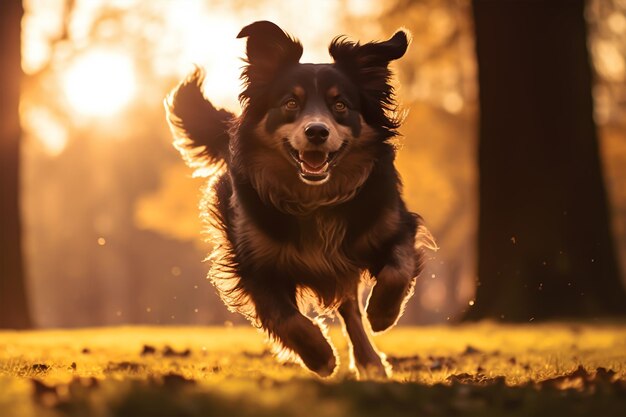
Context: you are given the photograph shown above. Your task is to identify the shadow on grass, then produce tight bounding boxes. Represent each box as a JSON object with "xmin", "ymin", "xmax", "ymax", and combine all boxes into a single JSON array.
[{"xmin": 31, "ymin": 365, "xmax": 626, "ymax": 417}]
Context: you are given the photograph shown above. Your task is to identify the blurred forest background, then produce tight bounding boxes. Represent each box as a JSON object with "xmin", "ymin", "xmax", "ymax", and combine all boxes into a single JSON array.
[{"xmin": 6, "ymin": 0, "xmax": 626, "ymax": 327}]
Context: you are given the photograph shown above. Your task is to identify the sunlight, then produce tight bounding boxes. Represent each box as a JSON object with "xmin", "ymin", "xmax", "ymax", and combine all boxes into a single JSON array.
[
  {"xmin": 23, "ymin": 106, "xmax": 68, "ymax": 156},
  {"xmin": 154, "ymin": 1, "xmax": 364, "ymax": 113},
  {"xmin": 155, "ymin": 2, "xmax": 244, "ymax": 112},
  {"xmin": 62, "ymin": 49, "xmax": 136, "ymax": 117}
]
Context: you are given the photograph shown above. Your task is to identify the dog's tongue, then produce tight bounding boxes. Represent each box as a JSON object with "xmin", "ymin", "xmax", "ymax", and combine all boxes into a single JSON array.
[{"xmin": 300, "ymin": 151, "xmax": 328, "ymax": 169}]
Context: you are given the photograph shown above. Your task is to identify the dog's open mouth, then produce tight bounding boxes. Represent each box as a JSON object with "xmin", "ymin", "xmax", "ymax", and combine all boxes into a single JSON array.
[{"xmin": 283, "ymin": 142, "xmax": 346, "ymax": 185}]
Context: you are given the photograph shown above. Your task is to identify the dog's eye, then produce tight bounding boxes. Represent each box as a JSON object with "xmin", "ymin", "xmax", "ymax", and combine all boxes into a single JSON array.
[
  {"xmin": 333, "ymin": 101, "xmax": 347, "ymax": 112},
  {"xmin": 284, "ymin": 99, "xmax": 299, "ymax": 111}
]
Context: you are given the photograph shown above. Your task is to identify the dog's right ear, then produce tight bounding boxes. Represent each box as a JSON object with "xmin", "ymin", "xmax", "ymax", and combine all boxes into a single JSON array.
[{"xmin": 237, "ymin": 21, "xmax": 303, "ymax": 102}]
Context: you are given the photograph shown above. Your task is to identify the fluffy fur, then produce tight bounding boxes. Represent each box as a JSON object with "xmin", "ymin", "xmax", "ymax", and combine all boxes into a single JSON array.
[{"xmin": 165, "ymin": 21, "xmax": 435, "ymax": 379}]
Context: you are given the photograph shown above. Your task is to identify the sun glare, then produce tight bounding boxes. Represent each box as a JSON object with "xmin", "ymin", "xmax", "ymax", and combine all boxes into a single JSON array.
[
  {"xmin": 24, "ymin": 106, "xmax": 68, "ymax": 156},
  {"xmin": 62, "ymin": 49, "xmax": 136, "ymax": 117}
]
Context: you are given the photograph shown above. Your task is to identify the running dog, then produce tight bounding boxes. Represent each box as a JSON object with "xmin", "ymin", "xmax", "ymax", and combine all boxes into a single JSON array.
[{"xmin": 166, "ymin": 21, "xmax": 435, "ymax": 378}]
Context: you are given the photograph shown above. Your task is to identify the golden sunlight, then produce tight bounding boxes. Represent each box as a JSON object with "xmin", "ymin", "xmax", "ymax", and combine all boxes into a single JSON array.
[
  {"xmin": 23, "ymin": 106, "xmax": 68, "ymax": 156},
  {"xmin": 62, "ymin": 49, "xmax": 136, "ymax": 117}
]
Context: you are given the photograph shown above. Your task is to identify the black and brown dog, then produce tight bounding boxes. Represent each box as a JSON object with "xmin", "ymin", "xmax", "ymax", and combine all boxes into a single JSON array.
[{"xmin": 166, "ymin": 21, "xmax": 435, "ymax": 379}]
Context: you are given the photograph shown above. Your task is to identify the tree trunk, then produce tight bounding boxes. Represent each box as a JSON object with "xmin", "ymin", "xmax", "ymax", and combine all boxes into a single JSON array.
[
  {"xmin": 0, "ymin": 0, "xmax": 31, "ymax": 329},
  {"xmin": 467, "ymin": 0, "xmax": 626, "ymax": 321}
]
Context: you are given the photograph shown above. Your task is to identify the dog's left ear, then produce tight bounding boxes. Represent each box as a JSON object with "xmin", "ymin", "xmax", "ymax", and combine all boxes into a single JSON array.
[
  {"xmin": 329, "ymin": 30, "xmax": 409, "ymax": 130},
  {"xmin": 238, "ymin": 21, "xmax": 303, "ymax": 101},
  {"xmin": 330, "ymin": 30, "xmax": 409, "ymax": 70}
]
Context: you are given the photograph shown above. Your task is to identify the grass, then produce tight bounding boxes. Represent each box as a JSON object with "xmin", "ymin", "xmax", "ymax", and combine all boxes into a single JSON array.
[{"xmin": 1, "ymin": 322, "xmax": 626, "ymax": 416}]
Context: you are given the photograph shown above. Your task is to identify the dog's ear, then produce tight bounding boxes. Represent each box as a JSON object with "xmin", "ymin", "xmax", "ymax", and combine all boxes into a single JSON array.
[
  {"xmin": 238, "ymin": 21, "xmax": 303, "ymax": 102},
  {"xmin": 329, "ymin": 30, "xmax": 409, "ymax": 132},
  {"xmin": 330, "ymin": 30, "xmax": 409, "ymax": 70}
]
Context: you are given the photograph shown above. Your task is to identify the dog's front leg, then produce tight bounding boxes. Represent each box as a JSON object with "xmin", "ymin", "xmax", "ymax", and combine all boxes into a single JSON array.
[
  {"xmin": 366, "ymin": 236, "xmax": 422, "ymax": 333},
  {"xmin": 338, "ymin": 287, "xmax": 389, "ymax": 379},
  {"xmin": 246, "ymin": 280, "xmax": 337, "ymax": 377}
]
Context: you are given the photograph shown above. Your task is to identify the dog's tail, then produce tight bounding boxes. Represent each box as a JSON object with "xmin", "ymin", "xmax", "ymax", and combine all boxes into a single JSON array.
[{"xmin": 165, "ymin": 67, "xmax": 234, "ymax": 172}]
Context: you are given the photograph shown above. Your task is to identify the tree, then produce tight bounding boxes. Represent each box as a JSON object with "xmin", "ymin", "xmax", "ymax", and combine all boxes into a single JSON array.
[
  {"xmin": 0, "ymin": 0, "xmax": 32, "ymax": 329},
  {"xmin": 467, "ymin": 0, "xmax": 626, "ymax": 321}
]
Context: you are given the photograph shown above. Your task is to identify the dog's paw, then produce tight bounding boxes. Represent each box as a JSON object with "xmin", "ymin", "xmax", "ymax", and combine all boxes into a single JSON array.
[
  {"xmin": 366, "ymin": 265, "xmax": 414, "ymax": 333},
  {"xmin": 357, "ymin": 361, "xmax": 389, "ymax": 380},
  {"xmin": 366, "ymin": 312, "xmax": 399, "ymax": 333},
  {"xmin": 308, "ymin": 354, "xmax": 337, "ymax": 378},
  {"xmin": 279, "ymin": 314, "xmax": 337, "ymax": 377}
]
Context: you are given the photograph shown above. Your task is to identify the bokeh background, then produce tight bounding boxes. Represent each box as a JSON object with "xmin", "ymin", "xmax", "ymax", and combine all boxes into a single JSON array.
[{"xmin": 17, "ymin": 0, "xmax": 626, "ymax": 327}]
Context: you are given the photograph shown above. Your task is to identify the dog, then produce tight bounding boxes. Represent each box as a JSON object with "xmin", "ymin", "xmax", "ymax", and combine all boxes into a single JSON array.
[{"xmin": 165, "ymin": 21, "xmax": 435, "ymax": 379}]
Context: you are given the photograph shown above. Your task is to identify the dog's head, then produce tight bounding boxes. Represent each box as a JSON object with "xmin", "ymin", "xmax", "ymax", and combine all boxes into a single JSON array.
[{"xmin": 235, "ymin": 21, "xmax": 408, "ymax": 202}]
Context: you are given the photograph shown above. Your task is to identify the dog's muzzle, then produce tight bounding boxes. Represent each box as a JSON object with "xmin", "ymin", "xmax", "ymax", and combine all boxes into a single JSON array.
[{"xmin": 283, "ymin": 141, "xmax": 347, "ymax": 185}]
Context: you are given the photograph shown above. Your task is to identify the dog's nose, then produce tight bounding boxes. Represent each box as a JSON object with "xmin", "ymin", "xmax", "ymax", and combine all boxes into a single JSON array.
[{"xmin": 304, "ymin": 123, "xmax": 329, "ymax": 145}]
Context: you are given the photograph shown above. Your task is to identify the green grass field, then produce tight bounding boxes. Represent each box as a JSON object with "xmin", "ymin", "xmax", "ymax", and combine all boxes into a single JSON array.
[{"xmin": 1, "ymin": 322, "xmax": 626, "ymax": 416}]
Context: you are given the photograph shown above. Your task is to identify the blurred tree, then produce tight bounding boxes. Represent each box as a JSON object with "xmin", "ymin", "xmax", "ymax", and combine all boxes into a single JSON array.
[
  {"xmin": 0, "ymin": 0, "xmax": 32, "ymax": 328},
  {"xmin": 467, "ymin": 0, "xmax": 626, "ymax": 321}
]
